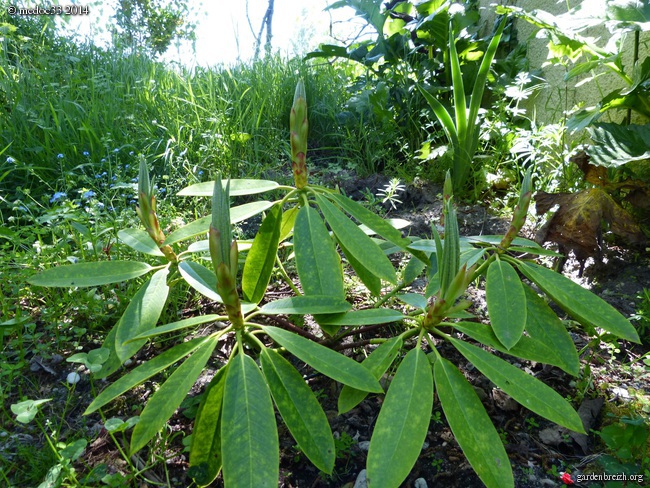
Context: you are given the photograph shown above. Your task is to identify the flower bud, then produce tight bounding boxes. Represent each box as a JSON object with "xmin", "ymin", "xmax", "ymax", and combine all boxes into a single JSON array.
[{"xmin": 290, "ymin": 79, "xmax": 308, "ymax": 188}]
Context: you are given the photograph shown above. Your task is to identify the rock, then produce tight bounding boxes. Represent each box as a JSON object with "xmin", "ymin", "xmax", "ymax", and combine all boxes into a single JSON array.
[
  {"xmin": 354, "ymin": 469, "xmax": 368, "ymax": 488},
  {"xmin": 414, "ymin": 478, "xmax": 428, "ymax": 488},
  {"xmin": 67, "ymin": 372, "xmax": 81, "ymax": 384},
  {"xmin": 357, "ymin": 440, "xmax": 370, "ymax": 452}
]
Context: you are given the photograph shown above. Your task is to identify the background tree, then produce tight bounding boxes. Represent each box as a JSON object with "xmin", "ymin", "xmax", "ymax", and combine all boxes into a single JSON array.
[{"xmin": 112, "ymin": 0, "xmax": 197, "ymax": 56}]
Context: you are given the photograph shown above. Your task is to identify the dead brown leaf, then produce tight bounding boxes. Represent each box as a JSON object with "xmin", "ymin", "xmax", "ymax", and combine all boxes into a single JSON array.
[{"xmin": 535, "ymin": 188, "xmax": 646, "ymax": 262}]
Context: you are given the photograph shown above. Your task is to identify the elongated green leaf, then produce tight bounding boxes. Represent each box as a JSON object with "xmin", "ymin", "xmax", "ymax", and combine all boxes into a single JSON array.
[
  {"xmin": 260, "ymin": 349, "xmax": 335, "ymax": 474},
  {"xmin": 486, "ymin": 260, "xmax": 526, "ymax": 349},
  {"xmin": 338, "ymin": 337, "xmax": 403, "ymax": 414},
  {"xmin": 326, "ymin": 193, "xmax": 411, "ymax": 250},
  {"xmin": 118, "ymin": 229, "xmax": 164, "ymax": 256},
  {"xmin": 222, "ymin": 353, "xmax": 278, "ymax": 488},
  {"xmin": 338, "ymin": 239, "xmax": 381, "ymax": 296},
  {"xmin": 189, "ymin": 366, "xmax": 227, "ymax": 487},
  {"xmin": 522, "ymin": 286, "xmax": 580, "ymax": 376},
  {"xmin": 317, "ymin": 309, "xmax": 405, "ymax": 327},
  {"xmin": 397, "ymin": 293, "xmax": 428, "ymax": 311},
  {"xmin": 115, "ymin": 268, "xmax": 170, "ymax": 362},
  {"xmin": 403, "ymin": 255, "xmax": 426, "ymax": 286},
  {"xmin": 28, "ymin": 261, "xmax": 153, "ymax": 287},
  {"xmin": 262, "ymin": 326, "xmax": 382, "ymax": 393},
  {"xmin": 127, "ymin": 315, "xmax": 225, "ymax": 343},
  {"xmin": 518, "ymin": 261, "xmax": 640, "ymax": 342},
  {"xmin": 465, "ymin": 235, "xmax": 542, "ymax": 248},
  {"xmin": 85, "ymin": 337, "xmax": 210, "ymax": 414},
  {"xmin": 293, "ymin": 205, "xmax": 344, "ymax": 298},
  {"xmin": 449, "ymin": 22, "xmax": 467, "ymax": 143},
  {"xmin": 434, "ymin": 357, "xmax": 513, "ymax": 488},
  {"xmin": 367, "ymin": 349, "xmax": 433, "ymax": 488},
  {"xmin": 419, "ymin": 85, "xmax": 459, "ymax": 147},
  {"xmin": 242, "ymin": 204, "xmax": 282, "ymax": 304},
  {"xmin": 163, "ymin": 201, "xmax": 275, "ymax": 245},
  {"xmin": 177, "ymin": 179, "xmax": 280, "ymax": 196},
  {"xmin": 315, "ymin": 194, "xmax": 396, "ymax": 284},
  {"xmin": 130, "ymin": 335, "xmax": 219, "ymax": 453},
  {"xmin": 279, "ymin": 205, "xmax": 299, "ymax": 242},
  {"xmin": 451, "ymin": 322, "xmax": 575, "ymax": 376},
  {"xmin": 260, "ymin": 295, "xmax": 351, "ymax": 315},
  {"xmin": 449, "ymin": 337, "xmax": 585, "ymax": 433}
]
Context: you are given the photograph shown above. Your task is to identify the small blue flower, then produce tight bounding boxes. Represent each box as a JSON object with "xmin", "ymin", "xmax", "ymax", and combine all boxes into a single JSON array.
[
  {"xmin": 124, "ymin": 164, "xmax": 129, "ymax": 169},
  {"xmin": 6, "ymin": 156, "xmax": 15, "ymax": 164},
  {"xmin": 95, "ymin": 174, "xmax": 102, "ymax": 179},
  {"xmin": 198, "ymin": 170, "xmax": 204, "ymax": 176},
  {"xmin": 129, "ymin": 199, "xmax": 136, "ymax": 204},
  {"xmin": 57, "ymin": 153, "xmax": 64, "ymax": 159},
  {"xmin": 131, "ymin": 177, "xmax": 138, "ymax": 183},
  {"xmin": 113, "ymin": 148, "xmax": 119, "ymax": 153},
  {"xmin": 111, "ymin": 175, "xmax": 117, "ymax": 181},
  {"xmin": 101, "ymin": 158, "xmax": 106, "ymax": 163},
  {"xmin": 129, "ymin": 151, "xmax": 134, "ymax": 156},
  {"xmin": 102, "ymin": 171, "xmax": 107, "ymax": 176},
  {"xmin": 96, "ymin": 202, "xmax": 105, "ymax": 210},
  {"xmin": 159, "ymin": 188, "xmax": 166, "ymax": 194},
  {"xmin": 50, "ymin": 192, "xmax": 67, "ymax": 203},
  {"xmin": 83, "ymin": 151, "xmax": 90, "ymax": 157},
  {"xmin": 82, "ymin": 190, "xmax": 96, "ymax": 199}
]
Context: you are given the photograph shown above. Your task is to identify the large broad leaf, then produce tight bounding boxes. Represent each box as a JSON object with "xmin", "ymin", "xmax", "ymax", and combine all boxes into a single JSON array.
[
  {"xmin": 130, "ymin": 335, "xmax": 219, "ymax": 453},
  {"xmin": 163, "ymin": 201, "xmax": 275, "ymax": 245},
  {"xmin": 85, "ymin": 337, "xmax": 210, "ymax": 414},
  {"xmin": 189, "ymin": 366, "xmax": 227, "ymax": 487},
  {"xmin": 367, "ymin": 348, "xmax": 433, "ymax": 488},
  {"xmin": 338, "ymin": 239, "xmax": 382, "ymax": 296},
  {"xmin": 434, "ymin": 357, "xmax": 513, "ymax": 488},
  {"xmin": 293, "ymin": 205, "xmax": 345, "ymax": 298},
  {"xmin": 338, "ymin": 336, "xmax": 402, "ymax": 414},
  {"xmin": 260, "ymin": 349, "xmax": 335, "ymax": 474},
  {"xmin": 317, "ymin": 309, "xmax": 405, "ymax": 327},
  {"xmin": 535, "ymin": 188, "xmax": 645, "ymax": 262},
  {"xmin": 28, "ymin": 261, "xmax": 153, "ymax": 287},
  {"xmin": 587, "ymin": 123, "xmax": 650, "ymax": 168},
  {"xmin": 242, "ymin": 203, "xmax": 282, "ymax": 304},
  {"xmin": 486, "ymin": 260, "xmax": 526, "ymax": 350},
  {"xmin": 115, "ymin": 268, "xmax": 170, "ymax": 363},
  {"xmin": 260, "ymin": 295, "xmax": 352, "ymax": 315},
  {"xmin": 221, "ymin": 353, "xmax": 279, "ymax": 488},
  {"xmin": 118, "ymin": 229, "xmax": 164, "ymax": 256},
  {"xmin": 518, "ymin": 261, "xmax": 640, "ymax": 342},
  {"xmin": 315, "ymin": 193, "xmax": 396, "ymax": 284},
  {"xmin": 261, "ymin": 326, "xmax": 382, "ymax": 393},
  {"xmin": 449, "ymin": 337, "xmax": 585, "ymax": 433},
  {"xmin": 177, "ymin": 179, "xmax": 279, "ymax": 196}
]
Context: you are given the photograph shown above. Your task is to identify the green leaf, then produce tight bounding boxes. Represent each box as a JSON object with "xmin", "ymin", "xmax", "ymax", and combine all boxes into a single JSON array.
[
  {"xmin": 118, "ymin": 229, "xmax": 164, "ymax": 256},
  {"xmin": 403, "ymin": 255, "xmax": 426, "ymax": 285},
  {"xmin": 262, "ymin": 326, "xmax": 382, "ymax": 393},
  {"xmin": 85, "ymin": 337, "xmax": 210, "ymax": 414},
  {"xmin": 522, "ymin": 286, "xmax": 580, "ymax": 376},
  {"xmin": 115, "ymin": 268, "xmax": 170, "ymax": 363},
  {"xmin": 279, "ymin": 205, "xmax": 299, "ymax": 242},
  {"xmin": 260, "ymin": 295, "xmax": 352, "ymax": 315},
  {"xmin": 127, "ymin": 315, "xmax": 225, "ymax": 343},
  {"xmin": 434, "ymin": 357, "xmax": 513, "ymax": 488},
  {"xmin": 338, "ymin": 239, "xmax": 382, "ymax": 296},
  {"xmin": 163, "ymin": 201, "xmax": 275, "ymax": 245},
  {"xmin": 449, "ymin": 337, "xmax": 585, "ymax": 433},
  {"xmin": 486, "ymin": 260, "xmax": 526, "ymax": 349},
  {"xmin": 221, "ymin": 353, "xmax": 279, "ymax": 488},
  {"xmin": 326, "ymin": 193, "xmax": 412, "ymax": 251},
  {"xmin": 177, "ymin": 179, "xmax": 280, "ymax": 196},
  {"xmin": 338, "ymin": 337, "xmax": 402, "ymax": 414},
  {"xmin": 11, "ymin": 399, "xmax": 51, "ymax": 424},
  {"xmin": 465, "ymin": 235, "xmax": 543, "ymax": 248},
  {"xmin": 518, "ymin": 261, "xmax": 640, "ymax": 342},
  {"xmin": 367, "ymin": 349, "xmax": 433, "ymax": 488},
  {"xmin": 28, "ymin": 261, "xmax": 153, "ymax": 287},
  {"xmin": 130, "ymin": 335, "xmax": 218, "ymax": 453},
  {"xmin": 189, "ymin": 366, "xmax": 227, "ymax": 487},
  {"xmin": 451, "ymin": 322, "xmax": 578, "ymax": 376},
  {"xmin": 293, "ymin": 205, "xmax": 345, "ymax": 298},
  {"xmin": 397, "ymin": 293, "xmax": 428, "ymax": 311},
  {"xmin": 242, "ymin": 204, "xmax": 282, "ymax": 304},
  {"xmin": 316, "ymin": 194, "xmax": 396, "ymax": 284},
  {"xmin": 317, "ymin": 309, "xmax": 405, "ymax": 327},
  {"xmin": 260, "ymin": 349, "xmax": 335, "ymax": 474}
]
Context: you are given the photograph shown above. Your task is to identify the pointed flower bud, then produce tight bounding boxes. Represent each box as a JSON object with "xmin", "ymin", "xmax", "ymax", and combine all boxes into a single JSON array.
[
  {"xmin": 499, "ymin": 168, "xmax": 533, "ymax": 251},
  {"xmin": 290, "ymin": 79, "xmax": 308, "ymax": 189}
]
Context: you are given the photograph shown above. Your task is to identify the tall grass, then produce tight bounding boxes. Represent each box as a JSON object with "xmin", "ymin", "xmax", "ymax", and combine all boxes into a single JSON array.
[{"xmin": 0, "ymin": 16, "xmax": 371, "ymax": 204}]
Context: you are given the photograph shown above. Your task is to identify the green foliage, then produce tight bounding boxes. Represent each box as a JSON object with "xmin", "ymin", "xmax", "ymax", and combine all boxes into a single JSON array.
[{"xmin": 22, "ymin": 77, "xmax": 641, "ymax": 488}]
